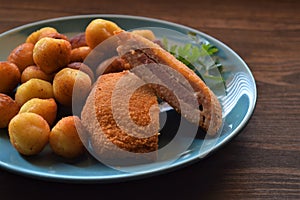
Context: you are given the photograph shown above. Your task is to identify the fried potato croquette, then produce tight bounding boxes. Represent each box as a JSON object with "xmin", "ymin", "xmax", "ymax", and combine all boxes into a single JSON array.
[
  {"xmin": 7, "ymin": 43, "xmax": 35, "ymax": 72},
  {"xmin": 0, "ymin": 93, "xmax": 20, "ymax": 128},
  {"xmin": 67, "ymin": 62, "xmax": 95, "ymax": 82},
  {"xmin": 8, "ymin": 112, "xmax": 50, "ymax": 156},
  {"xmin": 15, "ymin": 78, "xmax": 54, "ymax": 106},
  {"xmin": 0, "ymin": 61, "xmax": 21, "ymax": 94},
  {"xmin": 21, "ymin": 65, "xmax": 54, "ymax": 83},
  {"xmin": 33, "ymin": 37, "xmax": 72, "ymax": 74},
  {"xmin": 53, "ymin": 68, "xmax": 91, "ymax": 106},
  {"xmin": 26, "ymin": 27, "xmax": 58, "ymax": 44},
  {"xmin": 38, "ymin": 32, "xmax": 69, "ymax": 41},
  {"xmin": 70, "ymin": 46, "xmax": 91, "ymax": 62},
  {"xmin": 85, "ymin": 19, "xmax": 122, "ymax": 49},
  {"xmin": 131, "ymin": 29, "xmax": 156, "ymax": 41},
  {"xmin": 19, "ymin": 98, "xmax": 57, "ymax": 126},
  {"xmin": 49, "ymin": 116, "xmax": 85, "ymax": 158}
]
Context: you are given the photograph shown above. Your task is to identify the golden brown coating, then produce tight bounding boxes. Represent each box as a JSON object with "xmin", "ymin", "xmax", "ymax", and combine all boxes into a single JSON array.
[
  {"xmin": 0, "ymin": 61, "xmax": 21, "ymax": 94},
  {"xmin": 21, "ymin": 65, "xmax": 54, "ymax": 83},
  {"xmin": 15, "ymin": 78, "xmax": 54, "ymax": 106},
  {"xmin": 116, "ymin": 31, "xmax": 222, "ymax": 135},
  {"xmin": 26, "ymin": 27, "xmax": 58, "ymax": 44},
  {"xmin": 33, "ymin": 37, "xmax": 72, "ymax": 74},
  {"xmin": 53, "ymin": 68, "xmax": 91, "ymax": 106},
  {"xmin": 85, "ymin": 19, "xmax": 122, "ymax": 49},
  {"xmin": 7, "ymin": 43, "xmax": 35, "ymax": 73},
  {"xmin": 131, "ymin": 29, "xmax": 156, "ymax": 41},
  {"xmin": 19, "ymin": 98, "xmax": 57, "ymax": 126},
  {"xmin": 70, "ymin": 46, "xmax": 91, "ymax": 62},
  {"xmin": 0, "ymin": 93, "xmax": 20, "ymax": 128},
  {"xmin": 49, "ymin": 116, "xmax": 85, "ymax": 159},
  {"xmin": 67, "ymin": 62, "xmax": 95, "ymax": 83},
  {"xmin": 38, "ymin": 32, "xmax": 69, "ymax": 41},
  {"xmin": 8, "ymin": 112, "xmax": 50, "ymax": 156},
  {"xmin": 81, "ymin": 71, "xmax": 159, "ymax": 162}
]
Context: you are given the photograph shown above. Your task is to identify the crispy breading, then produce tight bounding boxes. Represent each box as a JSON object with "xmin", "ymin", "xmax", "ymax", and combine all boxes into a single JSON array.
[
  {"xmin": 81, "ymin": 71, "xmax": 159, "ymax": 163},
  {"xmin": 116, "ymin": 31, "xmax": 222, "ymax": 135}
]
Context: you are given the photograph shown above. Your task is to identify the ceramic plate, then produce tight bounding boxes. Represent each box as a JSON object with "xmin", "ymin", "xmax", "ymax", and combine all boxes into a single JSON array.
[{"xmin": 0, "ymin": 14, "xmax": 257, "ymax": 183}]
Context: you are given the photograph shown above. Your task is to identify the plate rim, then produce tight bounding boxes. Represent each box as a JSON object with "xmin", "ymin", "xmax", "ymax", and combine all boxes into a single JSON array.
[{"xmin": 0, "ymin": 14, "xmax": 257, "ymax": 183}]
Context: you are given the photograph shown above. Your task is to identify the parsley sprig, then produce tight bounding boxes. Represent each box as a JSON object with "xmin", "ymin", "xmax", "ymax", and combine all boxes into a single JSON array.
[{"xmin": 162, "ymin": 32, "xmax": 226, "ymax": 95}]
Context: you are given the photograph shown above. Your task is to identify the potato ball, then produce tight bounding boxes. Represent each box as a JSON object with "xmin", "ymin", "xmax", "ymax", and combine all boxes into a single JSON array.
[
  {"xmin": 70, "ymin": 46, "xmax": 91, "ymax": 62},
  {"xmin": 38, "ymin": 32, "xmax": 69, "ymax": 41},
  {"xmin": 33, "ymin": 37, "xmax": 72, "ymax": 74},
  {"xmin": 26, "ymin": 27, "xmax": 58, "ymax": 44},
  {"xmin": 0, "ymin": 93, "xmax": 19, "ymax": 128},
  {"xmin": 21, "ymin": 65, "xmax": 54, "ymax": 83},
  {"xmin": 8, "ymin": 112, "xmax": 50, "ymax": 156},
  {"xmin": 19, "ymin": 98, "xmax": 57, "ymax": 126},
  {"xmin": 131, "ymin": 29, "xmax": 156, "ymax": 41},
  {"xmin": 15, "ymin": 78, "xmax": 54, "ymax": 106},
  {"xmin": 49, "ymin": 116, "xmax": 85, "ymax": 158},
  {"xmin": 67, "ymin": 62, "xmax": 94, "ymax": 82},
  {"xmin": 0, "ymin": 61, "xmax": 21, "ymax": 94},
  {"xmin": 7, "ymin": 43, "xmax": 35, "ymax": 72},
  {"xmin": 85, "ymin": 19, "xmax": 122, "ymax": 49},
  {"xmin": 53, "ymin": 68, "xmax": 91, "ymax": 106}
]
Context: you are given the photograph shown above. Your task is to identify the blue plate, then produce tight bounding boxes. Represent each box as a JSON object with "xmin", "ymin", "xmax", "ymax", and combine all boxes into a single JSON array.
[{"xmin": 0, "ymin": 14, "xmax": 257, "ymax": 183}]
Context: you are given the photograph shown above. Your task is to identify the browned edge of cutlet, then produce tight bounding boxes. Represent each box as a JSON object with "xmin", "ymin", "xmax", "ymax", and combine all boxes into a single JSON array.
[
  {"xmin": 81, "ymin": 71, "xmax": 159, "ymax": 161},
  {"xmin": 115, "ymin": 31, "xmax": 222, "ymax": 135}
]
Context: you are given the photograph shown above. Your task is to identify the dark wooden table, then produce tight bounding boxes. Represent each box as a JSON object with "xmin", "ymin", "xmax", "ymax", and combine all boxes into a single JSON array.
[{"xmin": 1, "ymin": 0, "xmax": 299, "ymax": 199}]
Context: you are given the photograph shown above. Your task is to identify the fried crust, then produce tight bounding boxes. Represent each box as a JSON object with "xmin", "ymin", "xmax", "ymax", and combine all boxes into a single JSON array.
[
  {"xmin": 116, "ymin": 31, "xmax": 222, "ymax": 135},
  {"xmin": 81, "ymin": 71, "xmax": 159, "ymax": 161}
]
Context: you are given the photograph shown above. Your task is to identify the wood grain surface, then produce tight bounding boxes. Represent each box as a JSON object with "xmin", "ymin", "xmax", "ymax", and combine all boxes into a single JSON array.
[{"xmin": 0, "ymin": 0, "xmax": 299, "ymax": 199}]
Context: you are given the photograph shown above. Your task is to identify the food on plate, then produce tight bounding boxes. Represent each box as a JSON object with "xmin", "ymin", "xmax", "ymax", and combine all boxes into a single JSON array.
[
  {"xmin": 81, "ymin": 71, "xmax": 159, "ymax": 161},
  {"xmin": 38, "ymin": 32, "xmax": 69, "ymax": 41},
  {"xmin": 21, "ymin": 65, "xmax": 54, "ymax": 83},
  {"xmin": 15, "ymin": 78, "xmax": 54, "ymax": 106},
  {"xmin": 0, "ymin": 61, "xmax": 21, "ymax": 94},
  {"xmin": 26, "ymin": 27, "xmax": 58, "ymax": 44},
  {"xmin": 19, "ymin": 98, "xmax": 57, "ymax": 126},
  {"xmin": 1, "ymin": 17, "xmax": 224, "ymax": 163},
  {"xmin": 0, "ymin": 93, "xmax": 19, "ymax": 128},
  {"xmin": 69, "ymin": 32, "xmax": 87, "ymax": 49},
  {"xmin": 85, "ymin": 18, "xmax": 122, "ymax": 49},
  {"xmin": 96, "ymin": 56, "xmax": 131, "ymax": 76},
  {"xmin": 8, "ymin": 112, "xmax": 50, "ymax": 156},
  {"xmin": 131, "ymin": 29, "xmax": 156, "ymax": 41},
  {"xmin": 33, "ymin": 37, "xmax": 72, "ymax": 74},
  {"xmin": 115, "ymin": 31, "xmax": 222, "ymax": 135},
  {"xmin": 7, "ymin": 43, "xmax": 35, "ymax": 72},
  {"xmin": 70, "ymin": 46, "xmax": 91, "ymax": 62},
  {"xmin": 49, "ymin": 116, "xmax": 85, "ymax": 158},
  {"xmin": 53, "ymin": 68, "xmax": 91, "ymax": 106},
  {"xmin": 67, "ymin": 62, "xmax": 95, "ymax": 82}
]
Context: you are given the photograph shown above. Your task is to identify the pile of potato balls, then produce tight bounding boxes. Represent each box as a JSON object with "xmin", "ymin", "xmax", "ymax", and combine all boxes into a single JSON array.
[{"xmin": 0, "ymin": 19, "xmax": 123, "ymax": 159}]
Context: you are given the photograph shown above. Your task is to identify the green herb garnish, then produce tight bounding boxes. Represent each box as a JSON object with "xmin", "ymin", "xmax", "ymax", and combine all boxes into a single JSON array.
[{"xmin": 162, "ymin": 32, "xmax": 226, "ymax": 95}]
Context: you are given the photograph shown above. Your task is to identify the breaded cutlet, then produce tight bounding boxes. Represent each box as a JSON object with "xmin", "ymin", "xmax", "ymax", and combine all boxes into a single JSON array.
[
  {"xmin": 116, "ymin": 31, "xmax": 222, "ymax": 135},
  {"xmin": 81, "ymin": 71, "xmax": 159, "ymax": 163}
]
